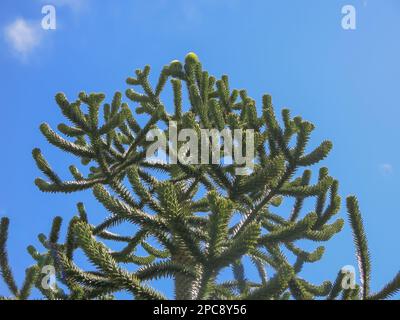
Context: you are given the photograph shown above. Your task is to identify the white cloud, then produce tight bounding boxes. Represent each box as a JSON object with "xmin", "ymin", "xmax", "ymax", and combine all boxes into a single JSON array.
[
  {"xmin": 4, "ymin": 18, "xmax": 42, "ymax": 58},
  {"xmin": 380, "ymin": 163, "xmax": 394, "ymax": 176}
]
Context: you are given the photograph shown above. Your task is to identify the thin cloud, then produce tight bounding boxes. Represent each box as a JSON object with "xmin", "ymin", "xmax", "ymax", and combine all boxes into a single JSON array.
[
  {"xmin": 4, "ymin": 18, "xmax": 42, "ymax": 59},
  {"xmin": 380, "ymin": 163, "xmax": 394, "ymax": 176}
]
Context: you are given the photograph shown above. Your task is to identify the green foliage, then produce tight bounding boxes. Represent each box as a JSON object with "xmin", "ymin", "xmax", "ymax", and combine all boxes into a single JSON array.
[
  {"xmin": 0, "ymin": 53, "xmax": 399, "ymax": 300},
  {"xmin": 346, "ymin": 196, "xmax": 371, "ymax": 299}
]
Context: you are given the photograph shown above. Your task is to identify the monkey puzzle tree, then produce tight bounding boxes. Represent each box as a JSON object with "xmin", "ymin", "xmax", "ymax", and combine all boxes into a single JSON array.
[{"xmin": 0, "ymin": 53, "xmax": 399, "ymax": 300}]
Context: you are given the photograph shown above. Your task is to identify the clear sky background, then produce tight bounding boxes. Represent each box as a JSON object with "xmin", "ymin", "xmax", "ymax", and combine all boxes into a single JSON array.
[{"xmin": 0, "ymin": 0, "xmax": 399, "ymax": 299}]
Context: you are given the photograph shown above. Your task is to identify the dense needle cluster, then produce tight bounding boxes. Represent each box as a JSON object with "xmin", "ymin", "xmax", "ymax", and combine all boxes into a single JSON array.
[{"xmin": 0, "ymin": 53, "xmax": 399, "ymax": 300}]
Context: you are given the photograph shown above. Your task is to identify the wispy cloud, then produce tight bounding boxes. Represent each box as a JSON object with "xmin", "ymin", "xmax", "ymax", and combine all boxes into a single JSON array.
[
  {"xmin": 4, "ymin": 18, "xmax": 42, "ymax": 59},
  {"xmin": 379, "ymin": 163, "xmax": 394, "ymax": 176},
  {"xmin": 4, "ymin": 1, "xmax": 89, "ymax": 60}
]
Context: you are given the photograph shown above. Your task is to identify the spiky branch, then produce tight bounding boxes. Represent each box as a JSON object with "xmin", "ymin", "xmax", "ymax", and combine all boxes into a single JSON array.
[{"xmin": 0, "ymin": 53, "xmax": 399, "ymax": 300}]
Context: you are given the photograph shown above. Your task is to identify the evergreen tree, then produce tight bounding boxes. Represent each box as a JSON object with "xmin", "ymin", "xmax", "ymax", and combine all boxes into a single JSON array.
[{"xmin": 1, "ymin": 53, "xmax": 399, "ymax": 300}]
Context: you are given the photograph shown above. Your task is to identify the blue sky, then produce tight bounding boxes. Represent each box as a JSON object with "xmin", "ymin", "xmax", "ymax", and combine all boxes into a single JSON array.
[{"xmin": 0, "ymin": 0, "xmax": 399, "ymax": 299}]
